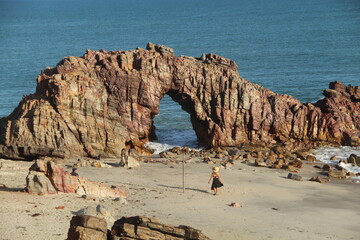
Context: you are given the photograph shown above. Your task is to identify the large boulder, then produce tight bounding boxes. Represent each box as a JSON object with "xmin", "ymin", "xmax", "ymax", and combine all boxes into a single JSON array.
[
  {"xmin": 26, "ymin": 171, "xmax": 57, "ymax": 194},
  {"xmin": 0, "ymin": 44, "xmax": 359, "ymax": 159},
  {"xmin": 51, "ymin": 164, "xmax": 80, "ymax": 193},
  {"xmin": 67, "ymin": 215, "xmax": 107, "ymax": 240},
  {"xmin": 26, "ymin": 160, "xmax": 127, "ymax": 198}
]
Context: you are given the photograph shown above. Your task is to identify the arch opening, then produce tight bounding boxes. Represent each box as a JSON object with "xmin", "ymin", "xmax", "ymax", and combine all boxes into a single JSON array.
[{"xmin": 147, "ymin": 93, "xmax": 200, "ymax": 154}]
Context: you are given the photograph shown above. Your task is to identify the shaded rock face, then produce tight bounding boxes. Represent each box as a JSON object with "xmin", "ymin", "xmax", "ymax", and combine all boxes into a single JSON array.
[
  {"xmin": 66, "ymin": 215, "xmax": 211, "ymax": 240},
  {"xmin": 67, "ymin": 215, "xmax": 108, "ymax": 240},
  {"xmin": 111, "ymin": 216, "xmax": 211, "ymax": 240},
  {"xmin": 0, "ymin": 43, "xmax": 359, "ymax": 159}
]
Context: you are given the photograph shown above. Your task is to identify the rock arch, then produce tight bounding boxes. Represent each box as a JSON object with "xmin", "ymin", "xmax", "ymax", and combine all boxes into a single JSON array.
[
  {"xmin": 0, "ymin": 43, "xmax": 359, "ymax": 159},
  {"xmin": 149, "ymin": 93, "xmax": 198, "ymax": 147}
]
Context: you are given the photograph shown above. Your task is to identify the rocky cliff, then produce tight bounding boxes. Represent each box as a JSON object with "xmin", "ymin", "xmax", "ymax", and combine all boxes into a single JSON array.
[{"xmin": 0, "ymin": 43, "xmax": 359, "ymax": 159}]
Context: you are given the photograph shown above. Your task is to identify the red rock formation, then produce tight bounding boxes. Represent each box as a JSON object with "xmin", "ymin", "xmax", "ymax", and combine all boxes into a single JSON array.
[
  {"xmin": 26, "ymin": 160, "xmax": 127, "ymax": 198},
  {"xmin": 0, "ymin": 43, "xmax": 359, "ymax": 159}
]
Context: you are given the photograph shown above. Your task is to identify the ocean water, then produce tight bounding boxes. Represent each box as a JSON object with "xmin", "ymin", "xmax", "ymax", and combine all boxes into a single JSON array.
[{"xmin": 0, "ymin": 0, "xmax": 359, "ymax": 164}]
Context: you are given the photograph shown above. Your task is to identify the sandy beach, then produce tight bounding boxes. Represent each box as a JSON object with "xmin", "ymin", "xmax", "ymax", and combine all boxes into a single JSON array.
[{"xmin": 0, "ymin": 156, "xmax": 359, "ymax": 240}]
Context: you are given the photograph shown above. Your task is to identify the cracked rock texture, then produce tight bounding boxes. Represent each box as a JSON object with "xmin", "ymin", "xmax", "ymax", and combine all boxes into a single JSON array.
[{"xmin": 0, "ymin": 43, "xmax": 359, "ymax": 159}]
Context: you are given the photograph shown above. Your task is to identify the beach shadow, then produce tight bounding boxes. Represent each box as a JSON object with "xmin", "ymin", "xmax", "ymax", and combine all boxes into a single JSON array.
[
  {"xmin": 0, "ymin": 186, "xmax": 26, "ymax": 192},
  {"xmin": 244, "ymin": 162, "xmax": 256, "ymax": 167},
  {"xmin": 317, "ymin": 171, "xmax": 328, "ymax": 176},
  {"xmin": 106, "ymin": 162, "xmax": 120, "ymax": 167},
  {"xmin": 157, "ymin": 184, "xmax": 211, "ymax": 194}
]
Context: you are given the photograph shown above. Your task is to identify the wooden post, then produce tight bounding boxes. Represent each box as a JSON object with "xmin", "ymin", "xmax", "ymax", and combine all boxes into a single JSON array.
[{"xmin": 182, "ymin": 152, "xmax": 185, "ymax": 193}]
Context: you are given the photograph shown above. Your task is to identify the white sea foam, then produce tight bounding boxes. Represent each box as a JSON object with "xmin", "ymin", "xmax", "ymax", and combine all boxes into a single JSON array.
[
  {"xmin": 313, "ymin": 146, "xmax": 360, "ymax": 175},
  {"xmin": 145, "ymin": 141, "xmax": 202, "ymax": 155},
  {"xmin": 145, "ymin": 128, "xmax": 202, "ymax": 155},
  {"xmin": 145, "ymin": 142, "xmax": 176, "ymax": 155}
]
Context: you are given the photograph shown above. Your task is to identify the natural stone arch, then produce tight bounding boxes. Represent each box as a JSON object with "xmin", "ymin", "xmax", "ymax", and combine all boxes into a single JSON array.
[
  {"xmin": 149, "ymin": 93, "xmax": 198, "ymax": 147},
  {"xmin": 0, "ymin": 43, "xmax": 359, "ymax": 160}
]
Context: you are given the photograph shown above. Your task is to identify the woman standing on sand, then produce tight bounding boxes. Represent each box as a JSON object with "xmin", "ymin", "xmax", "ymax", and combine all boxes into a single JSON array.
[{"xmin": 208, "ymin": 166, "xmax": 224, "ymax": 195}]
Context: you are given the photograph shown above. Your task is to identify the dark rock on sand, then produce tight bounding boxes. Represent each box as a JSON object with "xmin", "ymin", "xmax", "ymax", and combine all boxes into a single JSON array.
[
  {"xmin": 0, "ymin": 43, "xmax": 359, "ymax": 159},
  {"xmin": 347, "ymin": 154, "xmax": 360, "ymax": 166},
  {"xmin": 287, "ymin": 173, "xmax": 302, "ymax": 181},
  {"xmin": 322, "ymin": 164, "xmax": 331, "ymax": 171},
  {"xmin": 309, "ymin": 176, "xmax": 329, "ymax": 183}
]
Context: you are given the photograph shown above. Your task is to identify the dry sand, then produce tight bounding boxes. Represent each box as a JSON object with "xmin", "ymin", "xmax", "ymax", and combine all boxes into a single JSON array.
[{"xmin": 0, "ymin": 157, "xmax": 359, "ymax": 240}]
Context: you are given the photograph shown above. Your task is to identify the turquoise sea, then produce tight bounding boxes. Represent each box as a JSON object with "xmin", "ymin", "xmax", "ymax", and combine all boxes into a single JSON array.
[{"xmin": 0, "ymin": 0, "xmax": 359, "ymax": 155}]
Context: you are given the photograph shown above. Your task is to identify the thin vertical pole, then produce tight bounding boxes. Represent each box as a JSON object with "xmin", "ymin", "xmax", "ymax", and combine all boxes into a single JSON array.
[{"xmin": 182, "ymin": 152, "xmax": 185, "ymax": 193}]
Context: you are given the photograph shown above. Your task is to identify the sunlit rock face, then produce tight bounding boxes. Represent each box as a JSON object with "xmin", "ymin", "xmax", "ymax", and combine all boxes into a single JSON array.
[{"xmin": 0, "ymin": 43, "xmax": 359, "ymax": 159}]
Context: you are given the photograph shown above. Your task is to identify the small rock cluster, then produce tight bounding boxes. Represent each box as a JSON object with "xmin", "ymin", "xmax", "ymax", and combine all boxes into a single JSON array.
[
  {"xmin": 157, "ymin": 147, "xmax": 360, "ymax": 184},
  {"xmin": 67, "ymin": 215, "xmax": 212, "ymax": 240},
  {"xmin": 159, "ymin": 146, "xmax": 198, "ymax": 158},
  {"xmin": 310, "ymin": 154, "xmax": 360, "ymax": 183},
  {"xmin": 158, "ymin": 146, "xmax": 312, "ymax": 172}
]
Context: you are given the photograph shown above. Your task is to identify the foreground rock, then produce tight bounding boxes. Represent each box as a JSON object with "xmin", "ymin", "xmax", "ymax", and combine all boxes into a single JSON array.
[
  {"xmin": 67, "ymin": 215, "xmax": 211, "ymax": 240},
  {"xmin": 26, "ymin": 160, "xmax": 127, "ymax": 198},
  {"xmin": 67, "ymin": 215, "xmax": 108, "ymax": 240},
  {"xmin": 111, "ymin": 216, "xmax": 211, "ymax": 240},
  {"xmin": 0, "ymin": 43, "xmax": 359, "ymax": 159}
]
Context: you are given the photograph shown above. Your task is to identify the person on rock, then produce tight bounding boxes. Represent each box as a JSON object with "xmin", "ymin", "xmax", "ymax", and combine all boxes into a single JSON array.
[
  {"xmin": 70, "ymin": 168, "xmax": 79, "ymax": 177},
  {"xmin": 208, "ymin": 166, "xmax": 224, "ymax": 195}
]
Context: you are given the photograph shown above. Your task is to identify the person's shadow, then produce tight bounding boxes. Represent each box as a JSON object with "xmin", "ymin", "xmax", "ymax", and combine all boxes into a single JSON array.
[
  {"xmin": 0, "ymin": 186, "xmax": 25, "ymax": 192},
  {"xmin": 157, "ymin": 184, "xmax": 211, "ymax": 194}
]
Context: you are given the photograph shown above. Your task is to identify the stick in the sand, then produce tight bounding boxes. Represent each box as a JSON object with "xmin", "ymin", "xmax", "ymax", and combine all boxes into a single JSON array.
[{"xmin": 182, "ymin": 151, "xmax": 185, "ymax": 193}]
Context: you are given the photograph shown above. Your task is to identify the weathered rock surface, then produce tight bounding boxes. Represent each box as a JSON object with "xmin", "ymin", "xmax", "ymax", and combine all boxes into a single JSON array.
[
  {"xmin": 26, "ymin": 160, "xmax": 127, "ymax": 198},
  {"xmin": 124, "ymin": 155, "xmax": 140, "ymax": 168},
  {"xmin": 74, "ymin": 159, "xmax": 112, "ymax": 168},
  {"xmin": 66, "ymin": 215, "xmax": 212, "ymax": 240},
  {"xmin": 67, "ymin": 215, "xmax": 108, "ymax": 240},
  {"xmin": 26, "ymin": 170, "xmax": 57, "ymax": 194},
  {"xmin": 111, "ymin": 216, "xmax": 212, "ymax": 240},
  {"xmin": 0, "ymin": 43, "xmax": 359, "ymax": 159}
]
